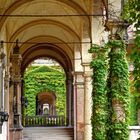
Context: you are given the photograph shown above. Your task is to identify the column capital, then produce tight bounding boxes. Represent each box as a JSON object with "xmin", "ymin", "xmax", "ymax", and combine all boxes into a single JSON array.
[
  {"xmin": 105, "ymin": 20, "xmax": 129, "ymax": 39},
  {"xmin": 73, "ymin": 72, "xmax": 84, "ymax": 88},
  {"xmin": 82, "ymin": 63, "xmax": 92, "ymax": 78},
  {"xmin": 12, "ymin": 76, "xmax": 22, "ymax": 83}
]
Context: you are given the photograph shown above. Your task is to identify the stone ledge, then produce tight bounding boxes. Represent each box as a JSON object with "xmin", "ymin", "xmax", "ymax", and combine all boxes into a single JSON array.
[{"xmin": 129, "ymin": 126, "xmax": 140, "ymax": 130}]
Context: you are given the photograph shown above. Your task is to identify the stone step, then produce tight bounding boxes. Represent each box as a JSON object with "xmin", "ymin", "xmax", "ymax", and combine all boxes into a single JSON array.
[{"xmin": 23, "ymin": 127, "xmax": 74, "ymax": 140}]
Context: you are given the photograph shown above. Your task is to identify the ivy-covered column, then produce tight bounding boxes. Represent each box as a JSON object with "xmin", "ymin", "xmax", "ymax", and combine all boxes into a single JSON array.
[
  {"xmin": 89, "ymin": 46, "xmax": 108, "ymax": 140},
  {"xmin": 107, "ymin": 38, "xmax": 130, "ymax": 140}
]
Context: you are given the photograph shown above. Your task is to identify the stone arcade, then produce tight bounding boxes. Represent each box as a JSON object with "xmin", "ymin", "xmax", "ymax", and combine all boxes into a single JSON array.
[{"xmin": 0, "ymin": 0, "xmax": 136, "ymax": 140}]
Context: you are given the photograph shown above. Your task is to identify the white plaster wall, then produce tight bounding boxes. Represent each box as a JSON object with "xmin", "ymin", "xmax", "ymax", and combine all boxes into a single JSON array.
[{"xmin": 0, "ymin": 122, "xmax": 7, "ymax": 140}]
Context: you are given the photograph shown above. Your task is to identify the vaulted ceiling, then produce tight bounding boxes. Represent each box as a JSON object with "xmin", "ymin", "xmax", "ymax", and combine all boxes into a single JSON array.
[{"xmin": 0, "ymin": 0, "xmax": 104, "ymax": 72}]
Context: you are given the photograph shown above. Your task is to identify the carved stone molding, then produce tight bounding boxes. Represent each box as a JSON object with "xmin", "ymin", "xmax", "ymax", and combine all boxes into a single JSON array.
[
  {"xmin": 105, "ymin": 20, "xmax": 129, "ymax": 39},
  {"xmin": 10, "ymin": 54, "xmax": 22, "ymax": 83}
]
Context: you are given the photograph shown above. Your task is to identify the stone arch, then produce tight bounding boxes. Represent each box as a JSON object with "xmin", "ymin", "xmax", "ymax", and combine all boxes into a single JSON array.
[
  {"xmin": 8, "ymin": 19, "xmax": 80, "ymax": 56},
  {"xmin": 19, "ymin": 45, "xmax": 73, "ymax": 126},
  {"xmin": 20, "ymin": 43, "xmax": 73, "ymax": 74}
]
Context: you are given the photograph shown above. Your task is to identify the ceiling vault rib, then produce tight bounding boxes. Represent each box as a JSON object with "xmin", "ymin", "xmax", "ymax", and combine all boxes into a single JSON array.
[
  {"xmin": 2, "ymin": 41, "xmax": 91, "ymax": 45},
  {"xmin": 0, "ymin": 14, "xmax": 104, "ymax": 18}
]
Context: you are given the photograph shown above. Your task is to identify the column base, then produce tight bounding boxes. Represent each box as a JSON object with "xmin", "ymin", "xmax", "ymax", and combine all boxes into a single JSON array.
[
  {"xmin": 9, "ymin": 113, "xmax": 23, "ymax": 140},
  {"xmin": 14, "ymin": 114, "xmax": 23, "ymax": 129},
  {"xmin": 9, "ymin": 127, "xmax": 23, "ymax": 140},
  {"xmin": 77, "ymin": 123, "xmax": 84, "ymax": 140}
]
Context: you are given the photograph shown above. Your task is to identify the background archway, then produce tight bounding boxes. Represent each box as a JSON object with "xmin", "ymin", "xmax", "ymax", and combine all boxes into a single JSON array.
[
  {"xmin": 22, "ymin": 57, "xmax": 73, "ymax": 126},
  {"xmin": 36, "ymin": 91, "xmax": 56, "ymax": 115}
]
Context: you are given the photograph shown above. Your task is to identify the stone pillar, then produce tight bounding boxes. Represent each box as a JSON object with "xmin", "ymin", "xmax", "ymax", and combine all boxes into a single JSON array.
[
  {"xmin": 0, "ymin": 42, "xmax": 5, "ymax": 111},
  {"xmin": 4, "ymin": 72, "xmax": 10, "ymax": 140},
  {"xmin": 107, "ymin": 20, "xmax": 129, "ymax": 139},
  {"xmin": 74, "ymin": 72, "xmax": 84, "ymax": 140},
  {"xmin": 66, "ymin": 73, "xmax": 73, "ymax": 126},
  {"xmin": 83, "ymin": 64, "xmax": 92, "ymax": 140},
  {"xmin": 0, "ymin": 42, "xmax": 5, "ymax": 133},
  {"xmin": 11, "ymin": 54, "xmax": 22, "ymax": 128},
  {"xmin": 10, "ymin": 41, "xmax": 23, "ymax": 140},
  {"xmin": 81, "ymin": 22, "xmax": 92, "ymax": 140}
]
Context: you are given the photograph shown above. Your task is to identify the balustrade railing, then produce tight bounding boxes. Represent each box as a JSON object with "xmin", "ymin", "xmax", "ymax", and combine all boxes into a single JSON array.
[{"xmin": 23, "ymin": 115, "xmax": 65, "ymax": 127}]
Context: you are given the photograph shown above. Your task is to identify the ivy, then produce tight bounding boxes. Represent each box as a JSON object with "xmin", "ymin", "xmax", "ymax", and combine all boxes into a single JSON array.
[
  {"xmin": 24, "ymin": 66, "xmax": 66, "ymax": 116},
  {"xmin": 89, "ymin": 45, "xmax": 109, "ymax": 140},
  {"xmin": 123, "ymin": 0, "xmax": 140, "ymax": 29},
  {"xmin": 89, "ymin": 39, "xmax": 130, "ymax": 140},
  {"xmin": 107, "ymin": 39, "xmax": 130, "ymax": 140}
]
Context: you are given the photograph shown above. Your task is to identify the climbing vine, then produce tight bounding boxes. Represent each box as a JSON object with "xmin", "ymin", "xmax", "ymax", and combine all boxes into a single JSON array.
[
  {"xmin": 89, "ymin": 38, "xmax": 130, "ymax": 139},
  {"xmin": 89, "ymin": 45, "xmax": 109, "ymax": 140},
  {"xmin": 107, "ymin": 39, "xmax": 130, "ymax": 140}
]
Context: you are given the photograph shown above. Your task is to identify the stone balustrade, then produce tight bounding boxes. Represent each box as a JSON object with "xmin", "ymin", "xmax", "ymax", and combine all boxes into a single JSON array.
[
  {"xmin": 24, "ymin": 115, "xmax": 65, "ymax": 127},
  {"xmin": 129, "ymin": 126, "xmax": 140, "ymax": 140}
]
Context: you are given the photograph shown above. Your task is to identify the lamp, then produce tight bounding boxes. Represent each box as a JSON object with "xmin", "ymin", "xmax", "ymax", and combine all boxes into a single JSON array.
[
  {"xmin": 0, "ymin": 112, "xmax": 5, "ymax": 125},
  {"xmin": 0, "ymin": 111, "xmax": 9, "ymax": 126},
  {"xmin": 0, "ymin": 111, "xmax": 9, "ymax": 134},
  {"xmin": 3, "ymin": 112, "xmax": 9, "ymax": 121}
]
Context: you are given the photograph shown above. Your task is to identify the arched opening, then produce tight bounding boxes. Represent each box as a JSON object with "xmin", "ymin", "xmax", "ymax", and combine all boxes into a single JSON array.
[
  {"xmin": 4, "ymin": 0, "xmax": 88, "ymax": 138},
  {"xmin": 21, "ymin": 57, "xmax": 71, "ymax": 127},
  {"xmin": 36, "ymin": 91, "xmax": 57, "ymax": 116}
]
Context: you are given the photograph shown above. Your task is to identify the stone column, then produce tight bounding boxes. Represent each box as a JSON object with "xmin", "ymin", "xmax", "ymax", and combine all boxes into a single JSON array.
[
  {"xmin": 83, "ymin": 64, "xmax": 92, "ymax": 140},
  {"xmin": 81, "ymin": 21, "xmax": 92, "ymax": 140},
  {"xmin": 74, "ymin": 72, "xmax": 84, "ymax": 140},
  {"xmin": 0, "ymin": 61, "xmax": 4, "ymax": 113},
  {"xmin": 0, "ymin": 42, "xmax": 5, "ymax": 133},
  {"xmin": 11, "ymin": 41, "xmax": 22, "ymax": 130},
  {"xmin": 66, "ymin": 72, "xmax": 73, "ymax": 126},
  {"xmin": 4, "ymin": 72, "xmax": 10, "ymax": 139}
]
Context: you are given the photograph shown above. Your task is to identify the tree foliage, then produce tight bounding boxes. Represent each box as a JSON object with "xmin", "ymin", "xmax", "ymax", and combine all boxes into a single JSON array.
[
  {"xmin": 123, "ymin": 0, "xmax": 140, "ymax": 125},
  {"xmin": 123, "ymin": 0, "xmax": 140, "ymax": 28}
]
